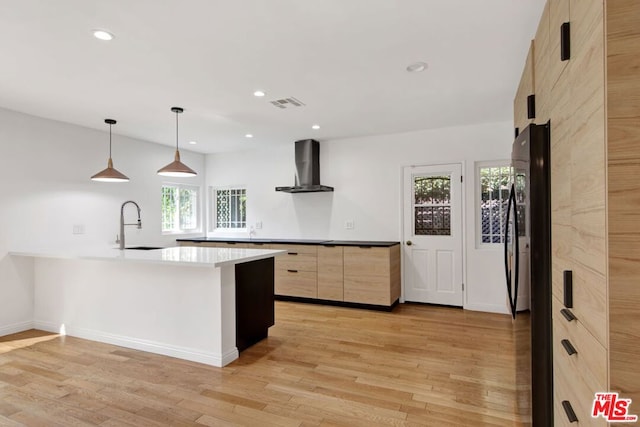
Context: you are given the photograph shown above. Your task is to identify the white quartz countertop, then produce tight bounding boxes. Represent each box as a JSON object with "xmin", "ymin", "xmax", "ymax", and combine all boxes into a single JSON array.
[{"xmin": 9, "ymin": 246, "xmax": 285, "ymax": 268}]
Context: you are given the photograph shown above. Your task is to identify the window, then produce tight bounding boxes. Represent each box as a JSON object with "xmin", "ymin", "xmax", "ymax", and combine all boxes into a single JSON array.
[
  {"xmin": 477, "ymin": 162, "xmax": 511, "ymax": 245},
  {"xmin": 414, "ymin": 175, "xmax": 451, "ymax": 236},
  {"xmin": 161, "ymin": 184, "xmax": 200, "ymax": 233},
  {"xmin": 213, "ymin": 187, "xmax": 246, "ymax": 230}
]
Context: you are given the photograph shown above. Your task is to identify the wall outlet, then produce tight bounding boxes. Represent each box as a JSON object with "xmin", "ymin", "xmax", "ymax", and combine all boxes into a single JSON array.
[
  {"xmin": 345, "ymin": 220, "xmax": 355, "ymax": 230},
  {"xmin": 72, "ymin": 224, "xmax": 85, "ymax": 235},
  {"xmin": 255, "ymin": 221, "xmax": 263, "ymax": 229}
]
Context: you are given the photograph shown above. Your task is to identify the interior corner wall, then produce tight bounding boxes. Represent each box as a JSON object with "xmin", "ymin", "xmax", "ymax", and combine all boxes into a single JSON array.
[
  {"xmin": 205, "ymin": 121, "xmax": 514, "ymax": 314},
  {"xmin": 0, "ymin": 107, "xmax": 205, "ymax": 334}
]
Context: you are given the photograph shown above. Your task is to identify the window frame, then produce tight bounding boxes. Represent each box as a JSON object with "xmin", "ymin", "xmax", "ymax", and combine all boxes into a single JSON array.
[
  {"xmin": 210, "ymin": 186, "xmax": 247, "ymax": 232},
  {"xmin": 475, "ymin": 160, "xmax": 511, "ymax": 249},
  {"xmin": 161, "ymin": 182, "xmax": 202, "ymax": 235}
]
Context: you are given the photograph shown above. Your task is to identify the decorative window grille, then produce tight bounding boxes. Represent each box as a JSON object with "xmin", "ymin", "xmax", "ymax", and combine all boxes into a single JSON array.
[
  {"xmin": 478, "ymin": 164, "xmax": 511, "ymax": 244},
  {"xmin": 414, "ymin": 175, "xmax": 451, "ymax": 236},
  {"xmin": 215, "ymin": 188, "xmax": 247, "ymax": 229}
]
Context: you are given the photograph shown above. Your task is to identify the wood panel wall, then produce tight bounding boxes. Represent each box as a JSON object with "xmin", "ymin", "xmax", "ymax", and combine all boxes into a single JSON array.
[{"xmin": 607, "ymin": 0, "xmax": 640, "ymax": 404}]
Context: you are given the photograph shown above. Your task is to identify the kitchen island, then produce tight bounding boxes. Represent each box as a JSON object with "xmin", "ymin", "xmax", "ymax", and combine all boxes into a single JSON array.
[{"xmin": 9, "ymin": 246, "xmax": 284, "ymax": 367}]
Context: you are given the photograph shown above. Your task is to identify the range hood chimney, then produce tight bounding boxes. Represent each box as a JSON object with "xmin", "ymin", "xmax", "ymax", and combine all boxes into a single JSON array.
[{"xmin": 275, "ymin": 139, "xmax": 334, "ymax": 193}]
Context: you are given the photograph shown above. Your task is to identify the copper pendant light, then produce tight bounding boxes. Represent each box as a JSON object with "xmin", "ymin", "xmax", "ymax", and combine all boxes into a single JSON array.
[
  {"xmin": 91, "ymin": 119, "xmax": 130, "ymax": 182},
  {"xmin": 157, "ymin": 107, "xmax": 197, "ymax": 177}
]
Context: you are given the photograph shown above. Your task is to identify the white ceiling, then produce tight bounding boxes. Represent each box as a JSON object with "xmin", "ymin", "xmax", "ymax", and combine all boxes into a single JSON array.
[{"xmin": 0, "ymin": 0, "xmax": 544, "ymax": 154}]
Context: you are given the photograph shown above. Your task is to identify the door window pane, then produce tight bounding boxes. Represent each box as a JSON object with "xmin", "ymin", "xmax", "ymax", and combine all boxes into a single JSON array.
[{"xmin": 414, "ymin": 176, "xmax": 451, "ymax": 236}]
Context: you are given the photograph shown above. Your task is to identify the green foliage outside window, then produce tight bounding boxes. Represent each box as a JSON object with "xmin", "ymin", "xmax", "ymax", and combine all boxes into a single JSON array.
[{"xmin": 162, "ymin": 184, "xmax": 199, "ymax": 232}]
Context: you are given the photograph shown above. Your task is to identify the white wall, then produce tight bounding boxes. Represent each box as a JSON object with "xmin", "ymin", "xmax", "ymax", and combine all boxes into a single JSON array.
[
  {"xmin": 0, "ymin": 107, "xmax": 205, "ymax": 332},
  {"xmin": 206, "ymin": 121, "xmax": 513, "ymax": 314}
]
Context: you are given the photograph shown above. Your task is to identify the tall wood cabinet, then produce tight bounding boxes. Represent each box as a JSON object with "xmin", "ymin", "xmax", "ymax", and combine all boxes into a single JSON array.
[
  {"xmin": 514, "ymin": 41, "xmax": 536, "ymax": 132},
  {"xmin": 515, "ymin": 0, "xmax": 640, "ymax": 424}
]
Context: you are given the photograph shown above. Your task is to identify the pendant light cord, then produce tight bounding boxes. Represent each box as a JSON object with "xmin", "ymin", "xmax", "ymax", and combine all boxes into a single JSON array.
[
  {"xmin": 109, "ymin": 123, "xmax": 112, "ymax": 158},
  {"xmin": 175, "ymin": 110, "xmax": 179, "ymax": 150}
]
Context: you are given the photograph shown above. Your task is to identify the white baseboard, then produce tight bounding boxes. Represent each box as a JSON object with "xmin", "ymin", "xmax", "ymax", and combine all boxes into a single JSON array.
[
  {"xmin": 34, "ymin": 320, "xmax": 238, "ymax": 367},
  {"xmin": 464, "ymin": 303, "xmax": 511, "ymax": 315},
  {"xmin": 0, "ymin": 320, "xmax": 34, "ymax": 337}
]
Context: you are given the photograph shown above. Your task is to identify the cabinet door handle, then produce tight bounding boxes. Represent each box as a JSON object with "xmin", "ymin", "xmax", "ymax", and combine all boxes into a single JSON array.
[
  {"xmin": 560, "ymin": 308, "xmax": 577, "ymax": 322},
  {"xmin": 562, "ymin": 400, "xmax": 578, "ymax": 423},
  {"xmin": 561, "ymin": 22, "xmax": 571, "ymax": 61},
  {"xmin": 288, "ymin": 252, "xmax": 298, "ymax": 255},
  {"xmin": 561, "ymin": 339, "xmax": 577, "ymax": 356},
  {"xmin": 287, "ymin": 269, "xmax": 298, "ymax": 273},
  {"xmin": 358, "ymin": 245, "xmax": 372, "ymax": 249}
]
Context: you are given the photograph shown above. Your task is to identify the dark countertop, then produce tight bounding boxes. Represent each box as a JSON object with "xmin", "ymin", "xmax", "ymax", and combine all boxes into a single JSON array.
[{"xmin": 176, "ymin": 237, "xmax": 400, "ymax": 247}]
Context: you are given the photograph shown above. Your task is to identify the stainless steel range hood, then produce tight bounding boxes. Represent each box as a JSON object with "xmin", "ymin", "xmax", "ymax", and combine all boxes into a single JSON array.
[{"xmin": 275, "ymin": 139, "xmax": 334, "ymax": 193}]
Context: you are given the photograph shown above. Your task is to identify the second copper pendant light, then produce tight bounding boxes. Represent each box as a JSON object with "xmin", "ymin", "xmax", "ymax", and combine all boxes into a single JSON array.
[{"xmin": 157, "ymin": 107, "xmax": 197, "ymax": 177}]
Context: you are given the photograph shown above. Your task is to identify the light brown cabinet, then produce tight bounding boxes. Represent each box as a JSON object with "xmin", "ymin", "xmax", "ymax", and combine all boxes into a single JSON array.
[
  {"xmin": 343, "ymin": 245, "xmax": 401, "ymax": 306},
  {"xmin": 518, "ymin": 0, "xmax": 640, "ymax": 423},
  {"xmin": 513, "ymin": 41, "xmax": 535, "ymax": 132},
  {"xmin": 178, "ymin": 240, "xmax": 401, "ymax": 308},
  {"xmin": 317, "ymin": 246, "xmax": 344, "ymax": 301},
  {"xmin": 272, "ymin": 244, "xmax": 318, "ymax": 298},
  {"xmin": 548, "ymin": 0, "xmax": 570, "ymax": 87}
]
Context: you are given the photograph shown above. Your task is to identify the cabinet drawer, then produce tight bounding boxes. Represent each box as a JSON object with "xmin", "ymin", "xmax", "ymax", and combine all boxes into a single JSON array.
[
  {"xmin": 244, "ymin": 242, "xmax": 270, "ymax": 249},
  {"xmin": 269, "ymin": 244, "xmax": 318, "ymax": 254},
  {"xmin": 271, "ymin": 244, "xmax": 317, "ymax": 272},
  {"xmin": 216, "ymin": 242, "xmax": 252, "ymax": 249},
  {"xmin": 553, "ymin": 296, "xmax": 607, "ymax": 426},
  {"xmin": 553, "ymin": 296, "xmax": 607, "ymax": 392},
  {"xmin": 275, "ymin": 253, "xmax": 317, "ymax": 272},
  {"xmin": 275, "ymin": 269, "xmax": 317, "ymax": 298},
  {"xmin": 552, "ymin": 265, "xmax": 607, "ymax": 346},
  {"xmin": 554, "ymin": 350, "xmax": 607, "ymax": 426},
  {"xmin": 571, "ymin": 268, "xmax": 607, "ymax": 346}
]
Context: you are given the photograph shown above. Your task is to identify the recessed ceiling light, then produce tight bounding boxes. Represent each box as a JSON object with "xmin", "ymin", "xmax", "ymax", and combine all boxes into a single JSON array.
[
  {"xmin": 188, "ymin": 141, "xmax": 197, "ymax": 145},
  {"xmin": 93, "ymin": 30, "xmax": 114, "ymax": 41},
  {"xmin": 253, "ymin": 91, "xmax": 266, "ymax": 97},
  {"xmin": 406, "ymin": 62, "xmax": 428, "ymax": 73},
  {"xmin": 311, "ymin": 124, "xmax": 320, "ymax": 130},
  {"xmin": 245, "ymin": 134, "xmax": 253, "ymax": 138}
]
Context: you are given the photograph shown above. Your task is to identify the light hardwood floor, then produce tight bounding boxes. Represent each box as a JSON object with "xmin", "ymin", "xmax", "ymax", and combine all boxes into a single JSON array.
[{"xmin": 0, "ymin": 302, "xmax": 531, "ymax": 426}]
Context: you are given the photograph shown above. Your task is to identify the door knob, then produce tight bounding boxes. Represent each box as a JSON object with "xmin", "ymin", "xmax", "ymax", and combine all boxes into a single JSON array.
[{"xmin": 406, "ymin": 240, "xmax": 412, "ymax": 246}]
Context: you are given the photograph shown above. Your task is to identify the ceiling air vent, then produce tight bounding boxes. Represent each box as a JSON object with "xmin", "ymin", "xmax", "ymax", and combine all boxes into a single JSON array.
[{"xmin": 270, "ymin": 97, "xmax": 305, "ymax": 109}]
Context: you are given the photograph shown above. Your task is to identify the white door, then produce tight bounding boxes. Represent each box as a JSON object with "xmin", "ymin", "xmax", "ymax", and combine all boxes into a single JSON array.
[{"xmin": 403, "ymin": 164, "xmax": 463, "ymax": 306}]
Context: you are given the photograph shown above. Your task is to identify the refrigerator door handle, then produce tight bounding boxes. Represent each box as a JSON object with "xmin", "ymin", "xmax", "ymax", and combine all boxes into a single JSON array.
[{"xmin": 504, "ymin": 183, "xmax": 519, "ymax": 319}]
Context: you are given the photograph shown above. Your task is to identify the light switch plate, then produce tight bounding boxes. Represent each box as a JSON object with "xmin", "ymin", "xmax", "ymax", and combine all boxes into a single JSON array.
[
  {"xmin": 345, "ymin": 220, "xmax": 355, "ymax": 230},
  {"xmin": 72, "ymin": 224, "xmax": 85, "ymax": 235},
  {"xmin": 255, "ymin": 221, "xmax": 263, "ymax": 229}
]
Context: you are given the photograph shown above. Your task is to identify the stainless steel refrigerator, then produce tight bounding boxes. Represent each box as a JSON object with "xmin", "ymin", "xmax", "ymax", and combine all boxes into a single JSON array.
[{"xmin": 505, "ymin": 122, "xmax": 552, "ymax": 426}]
